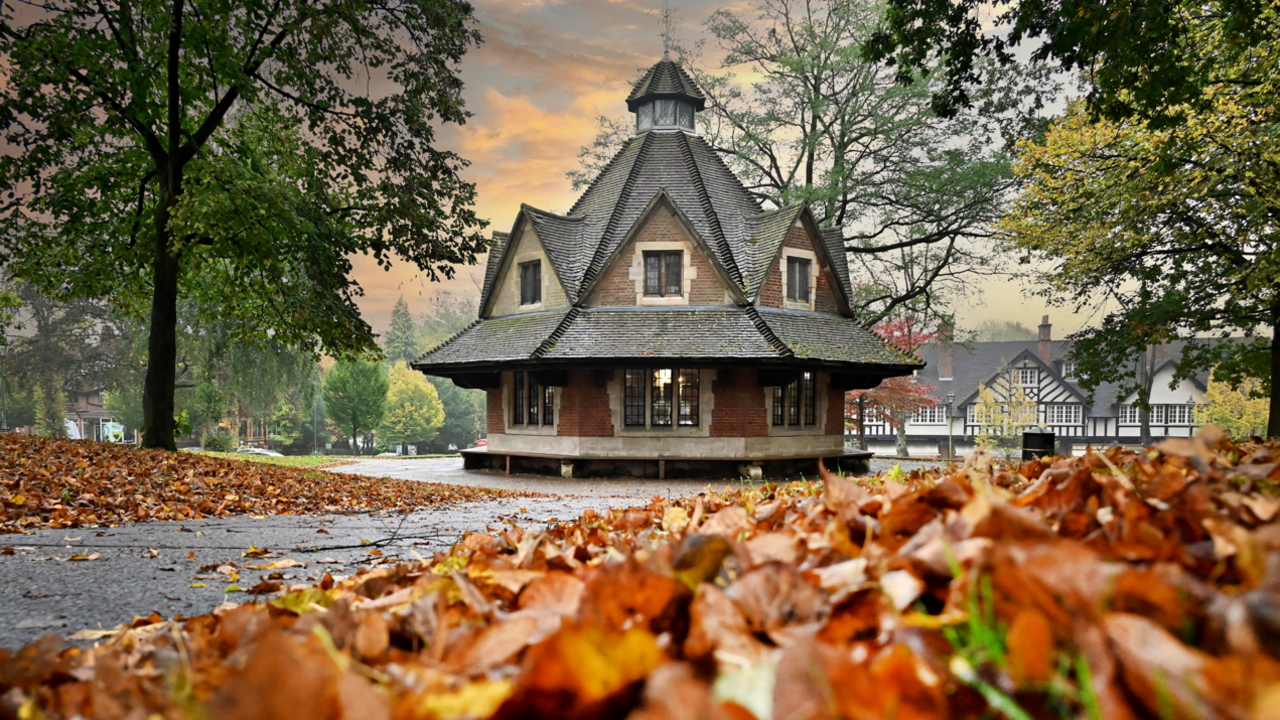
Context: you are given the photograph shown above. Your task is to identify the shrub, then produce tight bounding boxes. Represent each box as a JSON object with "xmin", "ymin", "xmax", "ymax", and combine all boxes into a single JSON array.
[{"xmin": 203, "ymin": 430, "xmax": 234, "ymax": 453}]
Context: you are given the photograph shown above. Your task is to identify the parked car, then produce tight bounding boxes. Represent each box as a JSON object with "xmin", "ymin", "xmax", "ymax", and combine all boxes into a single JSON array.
[
  {"xmin": 234, "ymin": 447, "xmax": 284, "ymax": 457},
  {"xmin": 476, "ymin": 439, "xmax": 488, "ymax": 448}
]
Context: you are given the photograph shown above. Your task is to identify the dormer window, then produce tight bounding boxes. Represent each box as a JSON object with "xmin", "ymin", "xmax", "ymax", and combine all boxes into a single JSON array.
[
  {"xmin": 786, "ymin": 257, "xmax": 811, "ymax": 302},
  {"xmin": 644, "ymin": 251, "xmax": 682, "ymax": 296},
  {"xmin": 519, "ymin": 260, "xmax": 541, "ymax": 306}
]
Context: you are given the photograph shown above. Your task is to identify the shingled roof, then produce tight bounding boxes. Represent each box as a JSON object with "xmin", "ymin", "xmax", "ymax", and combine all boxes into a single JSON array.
[{"xmin": 626, "ymin": 56, "xmax": 706, "ymax": 111}]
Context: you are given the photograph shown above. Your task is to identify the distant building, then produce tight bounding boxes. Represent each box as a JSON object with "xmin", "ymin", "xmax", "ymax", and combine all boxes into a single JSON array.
[
  {"xmin": 414, "ymin": 54, "xmax": 919, "ymax": 478},
  {"xmin": 858, "ymin": 316, "xmax": 1208, "ymax": 456}
]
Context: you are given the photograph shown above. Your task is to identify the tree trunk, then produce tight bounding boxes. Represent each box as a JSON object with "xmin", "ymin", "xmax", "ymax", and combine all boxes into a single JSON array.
[
  {"xmin": 857, "ymin": 396, "xmax": 867, "ymax": 450},
  {"xmin": 141, "ymin": 190, "xmax": 181, "ymax": 451},
  {"xmin": 894, "ymin": 412, "xmax": 907, "ymax": 457},
  {"xmin": 1269, "ymin": 316, "xmax": 1279, "ymax": 439},
  {"xmin": 352, "ymin": 417, "xmax": 359, "ymax": 455},
  {"xmin": 1138, "ymin": 345, "xmax": 1155, "ymax": 446}
]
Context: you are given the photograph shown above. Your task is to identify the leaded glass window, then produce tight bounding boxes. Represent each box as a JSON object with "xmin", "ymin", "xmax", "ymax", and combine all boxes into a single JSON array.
[
  {"xmin": 643, "ymin": 251, "xmax": 682, "ymax": 296},
  {"xmin": 651, "ymin": 369, "xmax": 673, "ymax": 426},
  {"xmin": 527, "ymin": 378, "xmax": 539, "ymax": 426},
  {"xmin": 624, "ymin": 370, "xmax": 646, "ymax": 426},
  {"xmin": 677, "ymin": 101, "xmax": 694, "ymax": 130},
  {"xmin": 801, "ymin": 371, "xmax": 816, "ymax": 425},
  {"xmin": 787, "ymin": 257, "xmax": 810, "ymax": 302},
  {"xmin": 655, "ymin": 99, "xmax": 676, "ymax": 126},
  {"xmin": 772, "ymin": 386, "xmax": 784, "ymax": 426},
  {"xmin": 512, "ymin": 372, "xmax": 525, "ymax": 425},
  {"xmin": 678, "ymin": 369, "xmax": 699, "ymax": 426},
  {"xmin": 786, "ymin": 378, "xmax": 801, "ymax": 425},
  {"xmin": 542, "ymin": 384, "xmax": 554, "ymax": 426},
  {"xmin": 637, "ymin": 102, "xmax": 654, "ymax": 132}
]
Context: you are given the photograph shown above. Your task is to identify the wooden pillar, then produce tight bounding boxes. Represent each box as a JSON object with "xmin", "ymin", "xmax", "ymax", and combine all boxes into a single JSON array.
[
  {"xmin": 505, "ymin": 455, "xmax": 511, "ymax": 475},
  {"xmin": 658, "ymin": 460, "xmax": 665, "ymax": 480}
]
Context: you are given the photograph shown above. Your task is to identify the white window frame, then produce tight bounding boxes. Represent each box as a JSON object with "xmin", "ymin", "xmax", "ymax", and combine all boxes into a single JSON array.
[
  {"xmin": 1016, "ymin": 368, "xmax": 1038, "ymax": 386},
  {"xmin": 780, "ymin": 247, "xmax": 819, "ymax": 311},
  {"xmin": 911, "ymin": 405, "xmax": 947, "ymax": 424},
  {"xmin": 1044, "ymin": 404, "xmax": 1082, "ymax": 425},
  {"xmin": 1061, "ymin": 360, "xmax": 1076, "ymax": 380},
  {"xmin": 1118, "ymin": 405, "xmax": 1140, "ymax": 425}
]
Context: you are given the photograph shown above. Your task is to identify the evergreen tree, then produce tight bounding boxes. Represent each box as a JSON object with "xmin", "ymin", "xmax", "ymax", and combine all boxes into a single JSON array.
[
  {"xmin": 379, "ymin": 362, "xmax": 445, "ymax": 450},
  {"xmin": 322, "ymin": 361, "xmax": 389, "ymax": 455},
  {"xmin": 384, "ymin": 298, "xmax": 420, "ymax": 366}
]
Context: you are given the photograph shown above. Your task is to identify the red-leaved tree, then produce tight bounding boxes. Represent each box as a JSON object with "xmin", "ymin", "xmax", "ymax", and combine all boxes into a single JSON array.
[{"xmin": 847, "ymin": 316, "xmax": 938, "ymax": 456}]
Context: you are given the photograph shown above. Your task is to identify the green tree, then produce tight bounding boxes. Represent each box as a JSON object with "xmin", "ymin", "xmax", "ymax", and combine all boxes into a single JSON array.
[
  {"xmin": 1000, "ymin": 88, "xmax": 1280, "ymax": 437},
  {"xmin": 384, "ymin": 298, "xmax": 420, "ymax": 366},
  {"xmin": 0, "ymin": 0, "xmax": 489, "ymax": 450},
  {"xmin": 867, "ymin": 0, "xmax": 1273, "ymax": 126},
  {"xmin": 323, "ymin": 360, "xmax": 388, "ymax": 455},
  {"xmin": 574, "ymin": 0, "xmax": 1056, "ymax": 324},
  {"xmin": 379, "ymin": 362, "xmax": 445, "ymax": 449},
  {"xmin": 429, "ymin": 379, "xmax": 484, "ymax": 451},
  {"xmin": 972, "ymin": 384, "xmax": 1038, "ymax": 459},
  {"xmin": 1196, "ymin": 378, "xmax": 1270, "ymax": 439},
  {"xmin": 32, "ymin": 376, "xmax": 67, "ymax": 438}
]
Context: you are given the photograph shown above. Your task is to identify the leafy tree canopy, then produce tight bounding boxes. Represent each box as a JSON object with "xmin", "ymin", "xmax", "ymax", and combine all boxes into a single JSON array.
[
  {"xmin": 0, "ymin": 0, "xmax": 488, "ymax": 449},
  {"xmin": 379, "ymin": 361, "xmax": 444, "ymax": 447},
  {"xmin": 1196, "ymin": 377, "xmax": 1270, "ymax": 439},
  {"xmin": 866, "ymin": 0, "xmax": 1273, "ymax": 126},
  {"xmin": 323, "ymin": 359, "xmax": 387, "ymax": 454},
  {"xmin": 384, "ymin": 297, "xmax": 420, "ymax": 366}
]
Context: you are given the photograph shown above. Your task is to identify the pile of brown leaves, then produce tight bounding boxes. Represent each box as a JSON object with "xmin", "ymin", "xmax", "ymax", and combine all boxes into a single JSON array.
[
  {"xmin": 0, "ymin": 435, "xmax": 521, "ymax": 533},
  {"xmin": 6, "ymin": 428, "xmax": 1280, "ymax": 719}
]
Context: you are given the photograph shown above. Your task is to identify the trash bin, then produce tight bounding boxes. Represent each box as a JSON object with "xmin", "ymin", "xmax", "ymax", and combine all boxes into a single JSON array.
[{"xmin": 1022, "ymin": 428, "xmax": 1055, "ymax": 461}]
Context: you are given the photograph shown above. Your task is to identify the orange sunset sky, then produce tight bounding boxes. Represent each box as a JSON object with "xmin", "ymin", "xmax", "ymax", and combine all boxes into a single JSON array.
[{"xmin": 347, "ymin": 0, "xmax": 1077, "ymax": 338}]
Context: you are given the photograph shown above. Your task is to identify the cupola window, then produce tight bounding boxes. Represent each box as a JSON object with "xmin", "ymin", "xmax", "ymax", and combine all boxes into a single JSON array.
[{"xmin": 637, "ymin": 103, "xmax": 654, "ymax": 132}]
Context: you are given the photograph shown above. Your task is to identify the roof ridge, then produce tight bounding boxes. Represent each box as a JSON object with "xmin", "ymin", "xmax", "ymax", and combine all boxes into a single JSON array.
[
  {"xmin": 567, "ymin": 135, "xmax": 644, "ymax": 217},
  {"xmin": 522, "ymin": 204, "xmax": 584, "ymax": 222},
  {"xmin": 531, "ymin": 307, "xmax": 582, "ymax": 358},
  {"xmin": 687, "ymin": 135, "xmax": 763, "ymax": 213},
  {"xmin": 413, "ymin": 318, "xmax": 482, "ymax": 365},
  {"xmin": 743, "ymin": 305, "xmax": 794, "ymax": 358},
  {"xmin": 577, "ymin": 133, "xmax": 653, "ymax": 295},
  {"xmin": 678, "ymin": 133, "xmax": 743, "ymax": 287}
]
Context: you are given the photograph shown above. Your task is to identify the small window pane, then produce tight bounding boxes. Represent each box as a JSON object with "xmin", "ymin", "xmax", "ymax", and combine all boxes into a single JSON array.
[
  {"xmin": 625, "ymin": 370, "xmax": 646, "ymax": 426},
  {"xmin": 802, "ymin": 371, "xmax": 816, "ymax": 425},
  {"xmin": 677, "ymin": 101, "xmax": 694, "ymax": 130},
  {"xmin": 542, "ymin": 385, "xmax": 554, "ymax": 426},
  {"xmin": 512, "ymin": 372, "xmax": 525, "ymax": 425},
  {"xmin": 772, "ymin": 386, "xmax": 784, "ymax": 426},
  {"xmin": 651, "ymin": 369, "xmax": 673, "ymax": 426},
  {"xmin": 664, "ymin": 252, "xmax": 682, "ymax": 295},
  {"xmin": 656, "ymin": 99, "xmax": 676, "ymax": 126},
  {"xmin": 645, "ymin": 254, "xmax": 661, "ymax": 295},
  {"xmin": 786, "ymin": 378, "xmax": 801, "ymax": 425},
  {"xmin": 527, "ymin": 378, "xmax": 539, "ymax": 426},
  {"xmin": 638, "ymin": 102, "xmax": 654, "ymax": 131},
  {"xmin": 520, "ymin": 261, "xmax": 541, "ymax": 305},
  {"xmin": 678, "ymin": 369, "xmax": 699, "ymax": 426}
]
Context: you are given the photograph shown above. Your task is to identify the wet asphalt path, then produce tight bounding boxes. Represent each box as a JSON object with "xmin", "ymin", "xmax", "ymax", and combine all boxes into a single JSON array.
[{"xmin": 0, "ymin": 456, "xmax": 937, "ymax": 650}]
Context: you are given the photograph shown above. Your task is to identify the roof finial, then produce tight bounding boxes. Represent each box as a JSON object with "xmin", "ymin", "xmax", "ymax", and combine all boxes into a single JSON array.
[{"xmin": 659, "ymin": 0, "xmax": 676, "ymax": 58}]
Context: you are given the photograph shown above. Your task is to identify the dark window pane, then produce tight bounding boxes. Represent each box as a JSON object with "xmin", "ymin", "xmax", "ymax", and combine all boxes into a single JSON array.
[
  {"xmin": 787, "ymin": 257, "xmax": 810, "ymax": 302},
  {"xmin": 645, "ymin": 254, "xmax": 661, "ymax": 295},
  {"xmin": 651, "ymin": 369, "xmax": 673, "ymax": 426},
  {"xmin": 787, "ymin": 378, "xmax": 801, "ymax": 425},
  {"xmin": 520, "ymin": 261, "xmax": 541, "ymax": 305},
  {"xmin": 802, "ymin": 371, "xmax": 816, "ymax": 425},
  {"xmin": 665, "ymin": 252, "xmax": 682, "ymax": 295},
  {"xmin": 543, "ymin": 384, "xmax": 555, "ymax": 425},
  {"xmin": 625, "ymin": 369, "xmax": 646, "ymax": 426},
  {"xmin": 772, "ymin": 386, "xmax": 784, "ymax": 426},
  {"xmin": 678, "ymin": 369, "xmax": 699, "ymax": 426},
  {"xmin": 512, "ymin": 372, "xmax": 525, "ymax": 425},
  {"xmin": 527, "ymin": 378, "xmax": 539, "ymax": 425}
]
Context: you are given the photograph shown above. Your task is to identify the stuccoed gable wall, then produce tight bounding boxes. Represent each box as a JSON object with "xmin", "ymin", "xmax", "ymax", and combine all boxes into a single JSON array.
[
  {"xmin": 489, "ymin": 226, "xmax": 569, "ymax": 317},
  {"xmin": 589, "ymin": 208, "xmax": 734, "ymax": 307},
  {"xmin": 758, "ymin": 224, "xmax": 840, "ymax": 314}
]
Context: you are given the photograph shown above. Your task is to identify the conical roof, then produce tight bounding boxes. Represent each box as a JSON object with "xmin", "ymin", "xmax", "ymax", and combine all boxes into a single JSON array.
[{"xmin": 626, "ymin": 55, "xmax": 705, "ymax": 111}]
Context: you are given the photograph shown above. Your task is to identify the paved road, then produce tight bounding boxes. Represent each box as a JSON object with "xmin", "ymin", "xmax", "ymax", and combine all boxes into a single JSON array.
[{"xmin": 0, "ymin": 455, "xmax": 943, "ymax": 650}]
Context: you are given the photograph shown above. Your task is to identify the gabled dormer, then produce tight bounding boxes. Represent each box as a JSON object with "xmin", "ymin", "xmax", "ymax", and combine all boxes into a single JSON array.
[{"xmin": 480, "ymin": 206, "xmax": 575, "ymax": 318}]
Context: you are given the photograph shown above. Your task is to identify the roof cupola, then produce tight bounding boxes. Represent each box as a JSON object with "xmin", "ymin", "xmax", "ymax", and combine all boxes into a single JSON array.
[{"xmin": 627, "ymin": 51, "xmax": 705, "ymax": 135}]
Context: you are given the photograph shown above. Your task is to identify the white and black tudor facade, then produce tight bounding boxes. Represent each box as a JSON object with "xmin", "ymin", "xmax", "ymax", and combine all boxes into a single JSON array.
[
  {"xmin": 413, "ymin": 55, "xmax": 919, "ymax": 477},
  {"xmin": 858, "ymin": 316, "xmax": 1209, "ymax": 456}
]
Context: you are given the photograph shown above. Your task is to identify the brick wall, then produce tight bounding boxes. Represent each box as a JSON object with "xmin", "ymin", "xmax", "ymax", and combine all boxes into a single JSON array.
[
  {"xmin": 759, "ymin": 225, "xmax": 840, "ymax": 313},
  {"xmin": 710, "ymin": 368, "xmax": 769, "ymax": 437},
  {"xmin": 486, "ymin": 388, "xmax": 504, "ymax": 435},
  {"xmin": 556, "ymin": 370, "xmax": 615, "ymax": 437},
  {"xmin": 592, "ymin": 211, "xmax": 729, "ymax": 306},
  {"xmin": 825, "ymin": 382, "xmax": 847, "ymax": 436}
]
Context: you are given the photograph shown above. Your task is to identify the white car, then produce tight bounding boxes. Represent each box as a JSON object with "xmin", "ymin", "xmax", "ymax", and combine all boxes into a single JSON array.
[{"xmin": 235, "ymin": 447, "xmax": 284, "ymax": 457}]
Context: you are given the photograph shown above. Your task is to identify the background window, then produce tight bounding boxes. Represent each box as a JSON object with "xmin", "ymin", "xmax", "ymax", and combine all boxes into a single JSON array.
[
  {"xmin": 1118, "ymin": 404, "xmax": 1140, "ymax": 424},
  {"xmin": 1017, "ymin": 368, "xmax": 1038, "ymax": 386},
  {"xmin": 651, "ymin": 369, "xmax": 673, "ymax": 426},
  {"xmin": 519, "ymin": 261, "xmax": 541, "ymax": 305},
  {"xmin": 678, "ymin": 369, "xmax": 699, "ymax": 426},
  {"xmin": 624, "ymin": 370, "xmax": 646, "ymax": 426},
  {"xmin": 644, "ymin": 251, "xmax": 683, "ymax": 296},
  {"xmin": 1061, "ymin": 360, "xmax": 1077, "ymax": 379},
  {"xmin": 1045, "ymin": 404, "xmax": 1081, "ymax": 424},
  {"xmin": 912, "ymin": 405, "xmax": 947, "ymax": 424},
  {"xmin": 512, "ymin": 372, "xmax": 525, "ymax": 425},
  {"xmin": 786, "ymin": 257, "xmax": 811, "ymax": 302},
  {"xmin": 1150, "ymin": 405, "xmax": 1166, "ymax": 424}
]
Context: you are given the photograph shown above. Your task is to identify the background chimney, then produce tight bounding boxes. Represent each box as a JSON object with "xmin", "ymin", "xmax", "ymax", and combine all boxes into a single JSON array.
[
  {"xmin": 1038, "ymin": 315, "xmax": 1052, "ymax": 364},
  {"xmin": 938, "ymin": 321, "xmax": 954, "ymax": 380}
]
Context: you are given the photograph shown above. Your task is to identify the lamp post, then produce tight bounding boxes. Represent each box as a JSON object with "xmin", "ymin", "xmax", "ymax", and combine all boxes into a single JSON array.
[
  {"xmin": 1187, "ymin": 396, "xmax": 1196, "ymax": 436},
  {"xmin": 0, "ymin": 341, "xmax": 8, "ymax": 433},
  {"xmin": 946, "ymin": 391, "xmax": 956, "ymax": 460}
]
